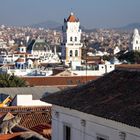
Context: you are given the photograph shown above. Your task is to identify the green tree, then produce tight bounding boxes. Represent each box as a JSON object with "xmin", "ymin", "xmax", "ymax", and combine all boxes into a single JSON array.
[
  {"xmin": 0, "ymin": 73, "xmax": 27, "ymax": 87},
  {"xmin": 119, "ymin": 51, "xmax": 140, "ymax": 64},
  {"xmin": 102, "ymin": 55, "xmax": 111, "ymax": 61}
]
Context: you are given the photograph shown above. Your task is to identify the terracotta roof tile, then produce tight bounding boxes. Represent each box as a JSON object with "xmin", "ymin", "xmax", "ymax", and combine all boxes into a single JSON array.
[
  {"xmin": 22, "ymin": 76, "xmax": 99, "ymax": 86},
  {"xmin": 67, "ymin": 13, "xmax": 78, "ymax": 22},
  {"xmin": 15, "ymin": 58, "xmax": 24, "ymax": 62},
  {"xmin": 0, "ymin": 106, "xmax": 51, "ymax": 129},
  {"xmin": 31, "ymin": 124, "xmax": 51, "ymax": 140}
]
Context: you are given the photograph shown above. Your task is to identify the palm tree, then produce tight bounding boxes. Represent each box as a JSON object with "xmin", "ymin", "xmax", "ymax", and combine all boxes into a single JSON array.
[{"xmin": 0, "ymin": 73, "xmax": 27, "ymax": 87}]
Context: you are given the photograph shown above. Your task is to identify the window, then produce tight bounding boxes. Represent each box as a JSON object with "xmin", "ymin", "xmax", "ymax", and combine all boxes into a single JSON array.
[
  {"xmin": 70, "ymin": 50, "xmax": 73, "ymax": 57},
  {"xmin": 75, "ymin": 50, "xmax": 78, "ymax": 57},
  {"xmin": 63, "ymin": 125, "xmax": 71, "ymax": 140},
  {"xmin": 75, "ymin": 37, "xmax": 77, "ymax": 42},
  {"xmin": 97, "ymin": 137, "xmax": 106, "ymax": 140},
  {"xmin": 136, "ymin": 40, "xmax": 138, "ymax": 44},
  {"xmin": 97, "ymin": 134, "xmax": 109, "ymax": 140},
  {"xmin": 70, "ymin": 37, "xmax": 73, "ymax": 42}
]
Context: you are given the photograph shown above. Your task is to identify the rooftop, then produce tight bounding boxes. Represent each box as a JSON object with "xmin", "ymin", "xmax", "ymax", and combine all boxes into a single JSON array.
[
  {"xmin": 23, "ymin": 76, "xmax": 99, "ymax": 86},
  {"xmin": 0, "ymin": 86, "xmax": 60, "ymax": 100},
  {"xmin": 42, "ymin": 69, "xmax": 140, "ymax": 128},
  {"xmin": 67, "ymin": 12, "xmax": 79, "ymax": 22},
  {"xmin": 0, "ymin": 106, "xmax": 51, "ymax": 129},
  {"xmin": 0, "ymin": 106, "xmax": 51, "ymax": 140}
]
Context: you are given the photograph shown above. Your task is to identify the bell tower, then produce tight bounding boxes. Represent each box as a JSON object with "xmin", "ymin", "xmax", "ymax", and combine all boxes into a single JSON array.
[{"xmin": 61, "ymin": 12, "xmax": 82, "ymax": 68}]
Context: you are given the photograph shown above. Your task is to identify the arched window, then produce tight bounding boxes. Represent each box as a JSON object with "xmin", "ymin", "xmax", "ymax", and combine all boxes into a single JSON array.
[
  {"xmin": 75, "ymin": 50, "xmax": 78, "ymax": 57},
  {"xmin": 70, "ymin": 37, "xmax": 72, "ymax": 42},
  {"xmin": 75, "ymin": 37, "xmax": 77, "ymax": 42},
  {"xmin": 70, "ymin": 50, "xmax": 73, "ymax": 57}
]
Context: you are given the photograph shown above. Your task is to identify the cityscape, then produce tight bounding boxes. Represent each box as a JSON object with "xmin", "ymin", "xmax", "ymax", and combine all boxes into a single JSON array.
[{"xmin": 0, "ymin": 1, "xmax": 140, "ymax": 140}]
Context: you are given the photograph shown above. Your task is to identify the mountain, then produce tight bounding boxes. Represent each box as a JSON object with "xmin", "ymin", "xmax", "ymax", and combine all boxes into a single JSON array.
[
  {"xmin": 30, "ymin": 21, "xmax": 62, "ymax": 30},
  {"xmin": 117, "ymin": 23, "xmax": 140, "ymax": 31},
  {"xmin": 30, "ymin": 21, "xmax": 87, "ymax": 31}
]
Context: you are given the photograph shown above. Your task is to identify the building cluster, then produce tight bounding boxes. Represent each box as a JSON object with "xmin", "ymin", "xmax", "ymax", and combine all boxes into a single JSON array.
[{"xmin": 0, "ymin": 12, "xmax": 140, "ymax": 140}]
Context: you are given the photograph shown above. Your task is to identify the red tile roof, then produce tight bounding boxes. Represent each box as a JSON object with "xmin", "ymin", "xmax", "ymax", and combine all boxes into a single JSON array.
[
  {"xmin": 115, "ymin": 64, "xmax": 140, "ymax": 71},
  {"xmin": 0, "ymin": 106, "xmax": 51, "ymax": 129},
  {"xmin": 67, "ymin": 13, "xmax": 78, "ymax": 22},
  {"xmin": 22, "ymin": 76, "xmax": 99, "ymax": 86},
  {"xmin": 31, "ymin": 124, "xmax": 51, "ymax": 140},
  {"xmin": 15, "ymin": 58, "xmax": 24, "ymax": 63},
  {"xmin": 0, "ymin": 132, "xmax": 25, "ymax": 140}
]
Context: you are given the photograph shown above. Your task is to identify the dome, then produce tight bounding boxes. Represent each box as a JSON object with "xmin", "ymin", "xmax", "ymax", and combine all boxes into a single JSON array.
[{"xmin": 27, "ymin": 39, "xmax": 50, "ymax": 52}]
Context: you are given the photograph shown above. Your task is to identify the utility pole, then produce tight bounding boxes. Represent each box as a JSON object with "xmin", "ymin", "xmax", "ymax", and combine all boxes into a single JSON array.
[{"xmin": 84, "ymin": 38, "xmax": 89, "ymax": 83}]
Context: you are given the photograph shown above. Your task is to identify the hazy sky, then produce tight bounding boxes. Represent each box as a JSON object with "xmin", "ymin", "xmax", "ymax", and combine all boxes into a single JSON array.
[{"xmin": 0, "ymin": 0, "xmax": 140, "ymax": 28}]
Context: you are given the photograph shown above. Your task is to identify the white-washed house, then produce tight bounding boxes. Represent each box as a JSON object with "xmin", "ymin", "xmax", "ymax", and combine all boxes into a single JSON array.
[{"xmin": 42, "ymin": 69, "xmax": 140, "ymax": 140}]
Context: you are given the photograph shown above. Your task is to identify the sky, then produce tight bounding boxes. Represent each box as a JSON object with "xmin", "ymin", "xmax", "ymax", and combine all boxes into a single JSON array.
[{"xmin": 0, "ymin": 0, "xmax": 140, "ymax": 29}]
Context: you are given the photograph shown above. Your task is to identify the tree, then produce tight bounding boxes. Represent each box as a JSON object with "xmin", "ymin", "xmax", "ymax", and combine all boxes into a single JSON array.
[
  {"xmin": 0, "ymin": 73, "xmax": 27, "ymax": 87},
  {"xmin": 102, "ymin": 55, "xmax": 111, "ymax": 61},
  {"xmin": 118, "ymin": 51, "xmax": 140, "ymax": 64}
]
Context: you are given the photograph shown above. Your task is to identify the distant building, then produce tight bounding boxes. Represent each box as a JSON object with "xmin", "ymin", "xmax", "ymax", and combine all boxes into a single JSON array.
[
  {"xmin": 130, "ymin": 28, "xmax": 140, "ymax": 51},
  {"xmin": 27, "ymin": 38, "xmax": 50, "ymax": 57},
  {"xmin": 113, "ymin": 46, "xmax": 120, "ymax": 55},
  {"xmin": 61, "ymin": 12, "xmax": 83, "ymax": 68},
  {"xmin": 42, "ymin": 68, "xmax": 140, "ymax": 140}
]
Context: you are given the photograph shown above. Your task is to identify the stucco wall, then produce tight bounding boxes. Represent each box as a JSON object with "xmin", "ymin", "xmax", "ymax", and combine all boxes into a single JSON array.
[
  {"xmin": 52, "ymin": 105, "xmax": 140, "ymax": 140},
  {"xmin": 12, "ymin": 95, "xmax": 51, "ymax": 106}
]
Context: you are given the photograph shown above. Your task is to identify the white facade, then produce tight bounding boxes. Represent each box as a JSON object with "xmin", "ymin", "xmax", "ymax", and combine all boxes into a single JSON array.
[
  {"xmin": 11, "ymin": 95, "xmax": 51, "ymax": 106},
  {"xmin": 61, "ymin": 13, "xmax": 83, "ymax": 66},
  {"xmin": 130, "ymin": 28, "xmax": 140, "ymax": 51},
  {"xmin": 72, "ymin": 64, "xmax": 115, "ymax": 76},
  {"xmin": 52, "ymin": 105, "xmax": 140, "ymax": 140},
  {"xmin": 114, "ymin": 46, "xmax": 120, "ymax": 55}
]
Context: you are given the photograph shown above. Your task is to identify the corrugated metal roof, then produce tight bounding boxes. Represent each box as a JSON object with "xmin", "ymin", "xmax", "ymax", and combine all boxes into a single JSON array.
[{"xmin": 0, "ymin": 86, "xmax": 60, "ymax": 100}]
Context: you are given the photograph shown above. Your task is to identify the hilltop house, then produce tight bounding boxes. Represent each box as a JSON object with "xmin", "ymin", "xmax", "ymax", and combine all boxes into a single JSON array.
[{"xmin": 42, "ymin": 67, "xmax": 140, "ymax": 140}]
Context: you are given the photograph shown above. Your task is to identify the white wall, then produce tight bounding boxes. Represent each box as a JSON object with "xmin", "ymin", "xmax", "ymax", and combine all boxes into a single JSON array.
[
  {"xmin": 12, "ymin": 95, "xmax": 51, "ymax": 106},
  {"xmin": 72, "ymin": 64, "xmax": 115, "ymax": 76},
  {"xmin": 52, "ymin": 105, "xmax": 140, "ymax": 140},
  {"xmin": 130, "ymin": 29, "xmax": 140, "ymax": 51}
]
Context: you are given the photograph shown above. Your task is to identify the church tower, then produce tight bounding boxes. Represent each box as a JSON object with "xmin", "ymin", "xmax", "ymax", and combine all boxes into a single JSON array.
[
  {"xmin": 61, "ymin": 12, "xmax": 82, "ymax": 68},
  {"xmin": 130, "ymin": 28, "xmax": 140, "ymax": 51}
]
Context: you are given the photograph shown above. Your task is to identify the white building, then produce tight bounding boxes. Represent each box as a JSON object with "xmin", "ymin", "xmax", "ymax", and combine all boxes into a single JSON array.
[
  {"xmin": 42, "ymin": 69, "xmax": 140, "ymax": 140},
  {"xmin": 113, "ymin": 46, "xmax": 120, "ymax": 55},
  {"xmin": 130, "ymin": 28, "xmax": 140, "ymax": 51},
  {"xmin": 71, "ymin": 64, "xmax": 115, "ymax": 76},
  {"xmin": 11, "ymin": 94, "xmax": 51, "ymax": 106},
  {"xmin": 0, "ymin": 38, "xmax": 60, "ymax": 76},
  {"xmin": 61, "ymin": 13, "xmax": 83, "ymax": 67}
]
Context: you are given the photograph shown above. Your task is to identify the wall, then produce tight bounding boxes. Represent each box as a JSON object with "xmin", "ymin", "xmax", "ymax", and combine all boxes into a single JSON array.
[
  {"xmin": 52, "ymin": 105, "xmax": 140, "ymax": 140},
  {"xmin": 72, "ymin": 64, "xmax": 115, "ymax": 76},
  {"xmin": 12, "ymin": 95, "xmax": 51, "ymax": 106}
]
